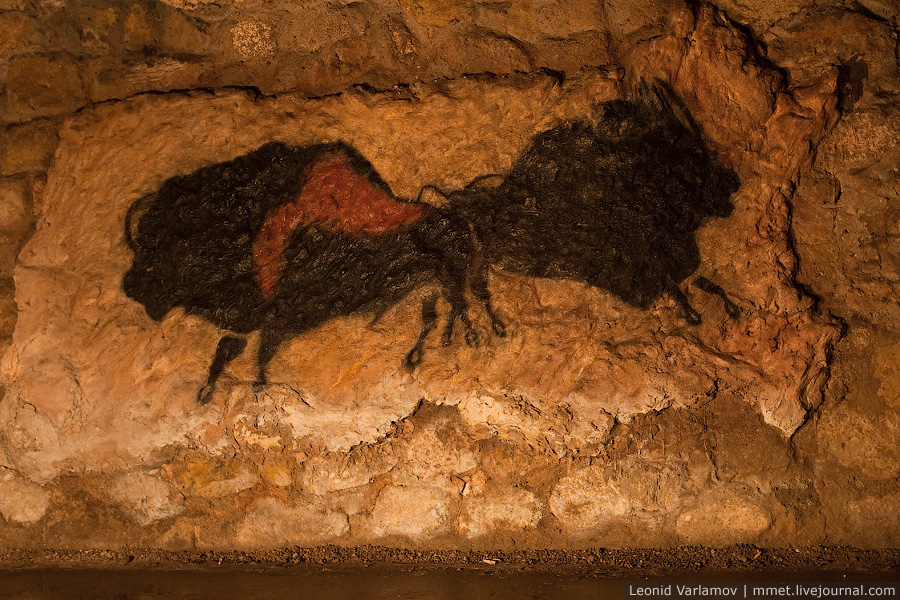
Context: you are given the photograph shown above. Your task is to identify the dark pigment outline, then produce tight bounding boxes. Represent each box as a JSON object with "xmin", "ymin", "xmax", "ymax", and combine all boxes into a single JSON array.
[{"xmin": 123, "ymin": 83, "xmax": 740, "ymax": 405}]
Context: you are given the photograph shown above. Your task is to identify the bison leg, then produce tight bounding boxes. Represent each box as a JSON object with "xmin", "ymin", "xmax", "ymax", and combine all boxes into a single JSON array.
[
  {"xmin": 255, "ymin": 328, "xmax": 286, "ymax": 389},
  {"xmin": 198, "ymin": 335, "xmax": 248, "ymax": 405},
  {"xmin": 692, "ymin": 276, "xmax": 741, "ymax": 319},
  {"xmin": 668, "ymin": 281, "xmax": 701, "ymax": 325},
  {"xmin": 441, "ymin": 281, "xmax": 477, "ymax": 347},
  {"xmin": 405, "ymin": 294, "xmax": 439, "ymax": 367},
  {"xmin": 471, "ymin": 260, "xmax": 506, "ymax": 337}
]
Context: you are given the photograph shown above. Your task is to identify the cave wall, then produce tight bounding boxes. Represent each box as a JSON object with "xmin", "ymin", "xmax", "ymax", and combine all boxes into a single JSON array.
[{"xmin": 0, "ymin": 0, "xmax": 897, "ymax": 549}]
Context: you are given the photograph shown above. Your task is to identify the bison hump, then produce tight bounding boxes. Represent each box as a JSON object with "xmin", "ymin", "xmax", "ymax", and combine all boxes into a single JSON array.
[{"xmin": 252, "ymin": 152, "xmax": 428, "ymax": 298}]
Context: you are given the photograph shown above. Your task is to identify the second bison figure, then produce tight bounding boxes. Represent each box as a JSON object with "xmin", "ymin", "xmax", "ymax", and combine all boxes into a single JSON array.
[
  {"xmin": 123, "ymin": 83, "xmax": 740, "ymax": 405},
  {"xmin": 447, "ymin": 83, "xmax": 741, "ymax": 323}
]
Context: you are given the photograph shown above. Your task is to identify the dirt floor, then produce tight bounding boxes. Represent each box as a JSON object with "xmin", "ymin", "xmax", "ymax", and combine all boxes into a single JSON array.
[{"xmin": 1, "ymin": 545, "xmax": 899, "ymax": 574}]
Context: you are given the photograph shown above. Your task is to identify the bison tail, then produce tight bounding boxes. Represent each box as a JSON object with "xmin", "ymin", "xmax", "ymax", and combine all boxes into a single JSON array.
[{"xmin": 123, "ymin": 191, "xmax": 157, "ymax": 252}]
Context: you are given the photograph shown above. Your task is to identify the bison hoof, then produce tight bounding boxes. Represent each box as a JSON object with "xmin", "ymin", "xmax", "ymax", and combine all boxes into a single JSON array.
[
  {"xmin": 405, "ymin": 346, "xmax": 424, "ymax": 368},
  {"xmin": 492, "ymin": 319, "xmax": 507, "ymax": 338},
  {"xmin": 684, "ymin": 307, "xmax": 702, "ymax": 325},
  {"xmin": 724, "ymin": 299, "xmax": 741, "ymax": 320},
  {"xmin": 465, "ymin": 327, "xmax": 479, "ymax": 347},
  {"xmin": 252, "ymin": 381, "xmax": 266, "ymax": 394},
  {"xmin": 197, "ymin": 385, "xmax": 214, "ymax": 405}
]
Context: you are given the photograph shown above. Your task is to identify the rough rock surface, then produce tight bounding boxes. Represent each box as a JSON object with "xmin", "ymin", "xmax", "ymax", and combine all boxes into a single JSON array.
[{"xmin": 0, "ymin": 0, "xmax": 897, "ymax": 550}]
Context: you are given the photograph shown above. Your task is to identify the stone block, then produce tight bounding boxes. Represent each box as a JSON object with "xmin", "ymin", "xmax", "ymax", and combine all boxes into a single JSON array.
[
  {"xmin": 2, "ymin": 120, "xmax": 59, "ymax": 175},
  {"xmin": 460, "ymin": 485, "xmax": 542, "ymax": 538},
  {"xmin": 0, "ymin": 275, "xmax": 15, "ymax": 341},
  {"xmin": 0, "ymin": 470, "xmax": 50, "ymax": 525},
  {"xmin": 158, "ymin": 8, "xmax": 213, "ymax": 55},
  {"xmin": 106, "ymin": 471, "xmax": 184, "ymax": 526},
  {"xmin": 366, "ymin": 485, "xmax": 451, "ymax": 540},
  {"xmin": 124, "ymin": 3, "xmax": 155, "ymax": 51},
  {"xmin": 549, "ymin": 466, "xmax": 632, "ymax": 533},
  {"xmin": 71, "ymin": 6, "xmax": 120, "ymax": 53},
  {"xmin": 0, "ymin": 11, "xmax": 40, "ymax": 59},
  {"xmin": 235, "ymin": 498, "xmax": 349, "ymax": 548},
  {"xmin": 0, "ymin": 177, "xmax": 31, "ymax": 239},
  {"xmin": 817, "ymin": 403, "xmax": 900, "ymax": 481},
  {"xmin": 675, "ymin": 490, "xmax": 772, "ymax": 546},
  {"xmin": 5, "ymin": 55, "xmax": 87, "ymax": 119}
]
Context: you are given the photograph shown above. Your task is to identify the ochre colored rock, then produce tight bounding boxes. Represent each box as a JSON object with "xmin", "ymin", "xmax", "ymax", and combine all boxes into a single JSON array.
[
  {"xmin": 1, "ymin": 120, "xmax": 59, "ymax": 176},
  {"xmin": 0, "ymin": 471, "xmax": 49, "ymax": 525},
  {"xmin": 366, "ymin": 485, "xmax": 451, "ymax": 540},
  {"xmin": 0, "ymin": 1, "xmax": 878, "ymax": 549},
  {"xmin": 5, "ymin": 55, "xmax": 87, "ymax": 119},
  {"xmin": 675, "ymin": 489, "xmax": 772, "ymax": 546}
]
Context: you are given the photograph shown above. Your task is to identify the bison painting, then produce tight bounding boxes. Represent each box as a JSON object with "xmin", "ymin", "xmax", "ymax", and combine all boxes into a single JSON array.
[
  {"xmin": 446, "ymin": 83, "xmax": 741, "ymax": 324},
  {"xmin": 123, "ymin": 82, "xmax": 740, "ymax": 405},
  {"xmin": 124, "ymin": 142, "xmax": 496, "ymax": 404}
]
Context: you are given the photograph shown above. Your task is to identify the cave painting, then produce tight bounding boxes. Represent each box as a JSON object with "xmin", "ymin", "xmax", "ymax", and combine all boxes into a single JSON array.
[{"xmin": 123, "ymin": 82, "xmax": 740, "ymax": 405}]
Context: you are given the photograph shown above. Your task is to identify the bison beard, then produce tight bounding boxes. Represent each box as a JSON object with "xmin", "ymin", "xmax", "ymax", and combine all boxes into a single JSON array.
[{"xmin": 123, "ymin": 82, "xmax": 740, "ymax": 406}]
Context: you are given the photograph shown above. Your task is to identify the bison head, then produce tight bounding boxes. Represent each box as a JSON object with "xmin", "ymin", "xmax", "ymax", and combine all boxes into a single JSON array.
[{"xmin": 123, "ymin": 193, "xmax": 182, "ymax": 321}]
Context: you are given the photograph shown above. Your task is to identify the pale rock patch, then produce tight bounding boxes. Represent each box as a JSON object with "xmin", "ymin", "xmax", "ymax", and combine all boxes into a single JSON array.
[
  {"xmin": 235, "ymin": 497, "xmax": 349, "ymax": 548},
  {"xmin": 675, "ymin": 490, "xmax": 772, "ymax": 546},
  {"xmin": 366, "ymin": 485, "xmax": 451, "ymax": 540},
  {"xmin": 549, "ymin": 466, "xmax": 632, "ymax": 533},
  {"xmin": 460, "ymin": 485, "xmax": 542, "ymax": 538},
  {"xmin": 0, "ymin": 469, "xmax": 50, "ymax": 525},
  {"xmin": 106, "ymin": 471, "xmax": 184, "ymax": 526}
]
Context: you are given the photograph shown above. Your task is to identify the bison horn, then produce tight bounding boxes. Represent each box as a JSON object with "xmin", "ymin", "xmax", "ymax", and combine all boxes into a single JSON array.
[{"xmin": 123, "ymin": 191, "xmax": 157, "ymax": 252}]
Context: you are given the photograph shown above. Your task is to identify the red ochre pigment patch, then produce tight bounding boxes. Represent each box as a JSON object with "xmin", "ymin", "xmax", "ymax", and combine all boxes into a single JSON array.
[{"xmin": 253, "ymin": 155, "xmax": 428, "ymax": 298}]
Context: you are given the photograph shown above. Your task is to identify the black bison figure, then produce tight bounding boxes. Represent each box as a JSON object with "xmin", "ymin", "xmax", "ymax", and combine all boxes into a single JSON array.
[
  {"xmin": 124, "ymin": 141, "xmax": 496, "ymax": 404},
  {"xmin": 123, "ymin": 82, "xmax": 740, "ymax": 405},
  {"xmin": 446, "ymin": 82, "xmax": 741, "ymax": 324}
]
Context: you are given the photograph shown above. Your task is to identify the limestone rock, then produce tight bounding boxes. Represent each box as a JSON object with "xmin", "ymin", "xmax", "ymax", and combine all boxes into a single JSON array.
[
  {"xmin": 365, "ymin": 485, "xmax": 451, "ymax": 540},
  {"xmin": 5, "ymin": 55, "xmax": 87, "ymax": 120},
  {"xmin": 460, "ymin": 485, "xmax": 543, "ymax": 538},
  {"xmin": 106, "ymin": 471, "xmax": 184, "ymax": 526},
  {"xmin": 164, "ymin": 455, "xmax": 257, "ymax": 498},
  {"xmin": 549, "ymin": 466, "xmax": 632, "ymax": 533},
  {"xmin": 675, "ymin": 489, "xmax": 772, "ymax": 546},
  {"xmin": 0, "ymin": 11, "xmax": 40, "ymax": 59},
  {"xmin": 235, "ymin": 498, "xmax": 349, "ymax": 548},
  {"xmin": 299, "ymin": 448, "xmax": 398, "ymax": 495},
  {"xmin": 835, "ymin": 492, "xmax": 900, "ymax": 547},
  {"xmin": 817, "ymin": 405, "xmax": 900, "ymax": 481},
  {"xmin": 123, "ymin": 4, "xmax": 154, "ymax": 51},
  {"xmin": 0, "ymin": 178, "xmax": 32, "ymax": 277},
  {"xmin": 400, "ymin": 404, "xmax": 479, "ymax": 481},
  {"xmin": 230, "ymin": 20, "xmax": 275, "ymax": 61},
  {"xmin": 1, "ymin": 120, "xmax": 60, "ymax": 176},
  {"xmin": 0, "ymin": 0, "xmax": 861, "ymax": 549},
  {"xmin": 0, "ymin": 469, "xmax": 49, "ymax": 525}
]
